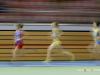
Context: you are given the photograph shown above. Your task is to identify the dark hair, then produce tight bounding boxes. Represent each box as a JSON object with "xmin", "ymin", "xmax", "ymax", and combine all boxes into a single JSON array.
[
  {"xmin": 16, "ymin": 24, "xmax": 23, "ymax": 29},
  {"xmin": 96, "ymin": 22, "xmax": 99, "ymax": 27},
  {"xmin": 93, "ymin": 21, "xmax": 99, "ymax": 27},
  {"xmin": 52, "ymin": 22, "xmax": 59, "ymax": 27}
]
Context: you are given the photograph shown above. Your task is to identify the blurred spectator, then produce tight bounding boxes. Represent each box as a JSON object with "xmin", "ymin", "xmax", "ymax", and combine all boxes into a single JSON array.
[{"xmin": 0, "ymin": 2, "xmax": 8, "ymax": 13}]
